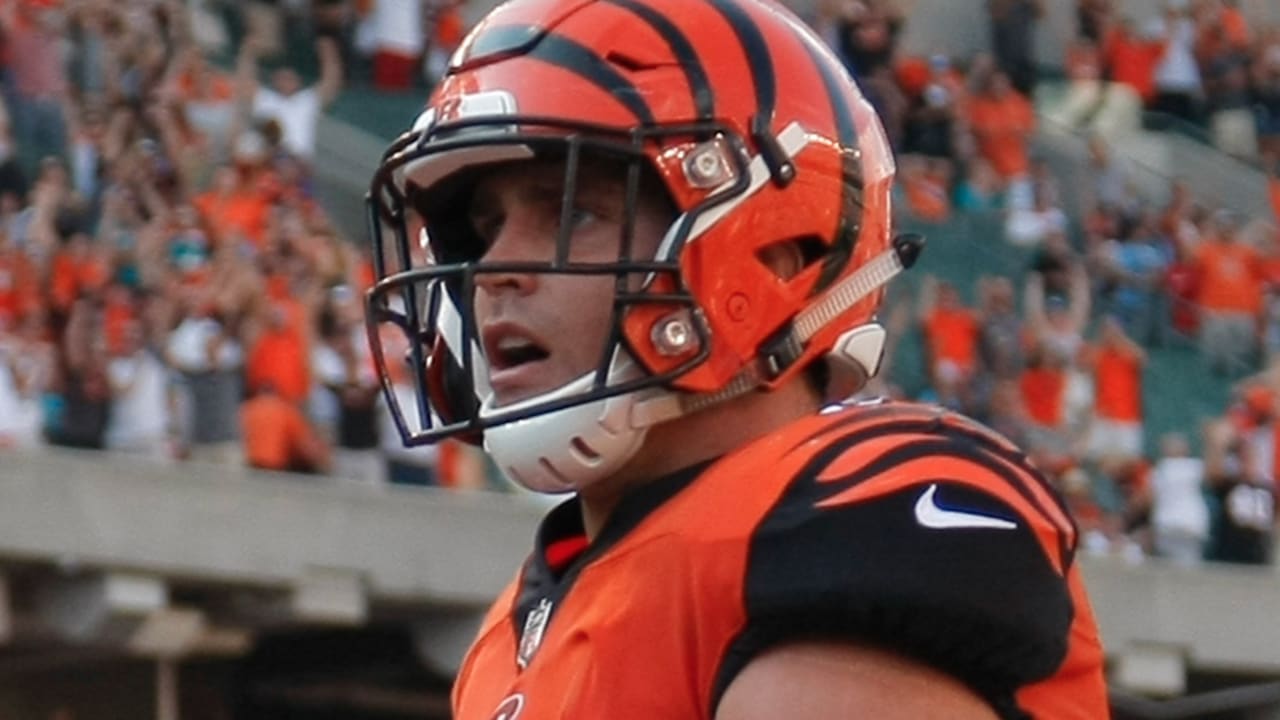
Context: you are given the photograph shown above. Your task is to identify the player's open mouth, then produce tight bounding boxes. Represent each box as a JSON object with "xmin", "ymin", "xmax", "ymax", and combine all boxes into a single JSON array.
[
  {"xmin": 481, "ymin": 322, "xmax": 557, "ymax": 404},
  {"xmin": 485, "ymin": 333, "xmax": 550, "ymax": 372}
]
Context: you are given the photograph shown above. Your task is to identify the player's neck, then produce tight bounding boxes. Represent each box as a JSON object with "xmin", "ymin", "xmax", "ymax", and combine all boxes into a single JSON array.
[{"xmin": 576, "ymin": 379, "xmax": 822, "ymax": 540}]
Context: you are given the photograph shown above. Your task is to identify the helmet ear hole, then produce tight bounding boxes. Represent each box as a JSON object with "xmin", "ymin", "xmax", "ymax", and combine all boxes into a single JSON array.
[{"xmin": 755, "ymin": 235, "xmax": 825, "ymax": 282}]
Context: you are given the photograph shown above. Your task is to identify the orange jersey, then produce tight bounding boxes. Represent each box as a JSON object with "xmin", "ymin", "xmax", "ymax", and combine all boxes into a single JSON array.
[
  {"xmin": 452, "ymin": 402, "xmax": 1109, "ymax": 719},
  {"xmin": 1094, "ymin": 346, "xmax": 1143, "ymax": 423}
]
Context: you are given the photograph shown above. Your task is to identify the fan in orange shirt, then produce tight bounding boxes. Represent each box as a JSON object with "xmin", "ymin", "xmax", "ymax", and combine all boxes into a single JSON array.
[
  {"xmin": 193, "ymin": 163, "xmax": 272, "ymax": 250},
  {"xmin": 241, "ymin": 381, "xmax": 330, "ymax": 474},
  {"xmin": 1085, "ymin": 316, "xmax": 1147, "ymax": 464},
  {"xmin": 967, "ymin": 71, "xmax": 1036, "ymax": 181},
  {"xmin": 245, "ymin": 296, "xmax": 311, "ymax": 406},
  {"xmin": 900, "ymin": 156, "xmax": 952, "ymax": 223},
  {"xmin": 47, "ymin": 233, "xmax": 109, "ymax": 316},
  {"xmin": 1101, "ymin": 18, "xmax": 1165, "ymax": 103},
  {"xmin": 0, "ymin": 229, "xmax": 38, "ymax": 329},
  {"xmin": 1020, "ymin": 342, "xmax": 1067, "ymax": 431},
  {"xmin": 917, "ymin": 276, "xmax": 979, "ymax": 407},
  {"xmin": 1193, "ymin": 211, "xmax": 1265, "ymax": 375}
]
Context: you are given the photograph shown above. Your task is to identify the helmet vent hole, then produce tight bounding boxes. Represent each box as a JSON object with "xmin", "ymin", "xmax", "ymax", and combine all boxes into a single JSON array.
[
  {"xmin": 539, "ymin": 458, "xmax": 570, "ymax": 484},
  {"xmin": 605, "ymin": 50, "xmax": 661, "ymax": 73},
  {"xmin": 755, "ymin": 235, "xmax": 825, "ymax": 282}
]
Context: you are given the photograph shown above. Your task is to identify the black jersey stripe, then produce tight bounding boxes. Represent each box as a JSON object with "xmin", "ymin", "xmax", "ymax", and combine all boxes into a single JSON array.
[
  {"xmin": 528, "ymin": 32, "xmax": 656, "ymax": 124},
  {"xmin": 602, "ymin": 0, "xmax": 715, "ymax": 119},
  {"xmin": 788, "ymin": 414, "xmax": 1076, "ymax": 565}
]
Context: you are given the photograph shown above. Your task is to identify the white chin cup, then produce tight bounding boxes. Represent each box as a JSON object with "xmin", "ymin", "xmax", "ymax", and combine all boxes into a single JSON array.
[{"xmin": 480, "ymin": 350, "xmax": 653, "ymax": 494}]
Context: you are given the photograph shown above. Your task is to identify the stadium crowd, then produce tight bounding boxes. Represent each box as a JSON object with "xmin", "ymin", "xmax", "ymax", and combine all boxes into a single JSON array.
[
  {"xmin": 0, "ymin": 0, "xmax": 1275, "ymax": 567},
  {"xmin": 825, "ymin": 0, "xmax": 1280, "ymax": 567}
]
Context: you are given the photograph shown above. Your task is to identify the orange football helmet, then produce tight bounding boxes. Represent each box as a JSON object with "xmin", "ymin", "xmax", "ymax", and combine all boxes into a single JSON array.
[{"xmin": 366, "ymin": 0, "xmax": 918, "ymax": 491}]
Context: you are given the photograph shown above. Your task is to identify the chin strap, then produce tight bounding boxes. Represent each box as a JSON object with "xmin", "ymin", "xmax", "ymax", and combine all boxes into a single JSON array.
[
  {"xmin": 761, "ymin": 233, "xmax": 924, "ymax": 379},
  {"xmin": 797, "ymin": 234, "xmax": 924, "ymax": 341}
]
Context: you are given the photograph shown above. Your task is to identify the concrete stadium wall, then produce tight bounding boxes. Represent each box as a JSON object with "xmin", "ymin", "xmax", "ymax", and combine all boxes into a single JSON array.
[{"xmin": 1, "ymin": 448, "xmax": 1280, "ymax": 683}]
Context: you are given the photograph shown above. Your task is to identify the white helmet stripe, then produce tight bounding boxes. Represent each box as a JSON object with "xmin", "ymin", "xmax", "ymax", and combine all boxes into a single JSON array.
[{"xmin": 654, "ymin": 121, "xmax": 811, "ymax": 262}]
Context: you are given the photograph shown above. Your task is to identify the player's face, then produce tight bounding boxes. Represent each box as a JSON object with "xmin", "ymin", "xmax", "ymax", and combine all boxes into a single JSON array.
[{"xmin": 467, "ymin": 159, "xmax": 671, "ymax": 407}]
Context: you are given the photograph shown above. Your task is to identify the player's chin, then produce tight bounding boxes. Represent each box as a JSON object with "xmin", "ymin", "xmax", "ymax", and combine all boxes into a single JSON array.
[{"xmin": 488, "ymin": 361, "xmax": 568, "ymax": 409}]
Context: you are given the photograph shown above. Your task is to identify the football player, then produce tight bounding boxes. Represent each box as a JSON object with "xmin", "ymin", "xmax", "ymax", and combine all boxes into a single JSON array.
[{"xmin": 364, "ymin": 0, "xmax": 1110, "ymax": 717}]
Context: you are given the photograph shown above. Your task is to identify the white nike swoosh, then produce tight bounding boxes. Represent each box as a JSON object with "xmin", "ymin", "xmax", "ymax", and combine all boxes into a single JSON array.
[{"xmin": 914, "ymin": 484, "xmax": 1017, "ymax": 530}]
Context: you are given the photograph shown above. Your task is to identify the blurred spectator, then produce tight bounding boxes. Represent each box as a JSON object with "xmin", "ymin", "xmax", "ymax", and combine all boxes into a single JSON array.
[
  {"xmin": 1199, "ymin": 19, "xmax": 1257, "ymax": 158},
  {"xmin": 0, "ymin": 309, "xmax": 50, "ymax": 449},
  {"xmin": 1, "ymin": 1, "xmax": 69, "ymax": 175},
  {"xmin": 193, "ymin": 161, "xmax": 271, "ymax": 250},
  {"xmin": 899, "ymin": 156, "xmax": 952, "ymax": 223},
  {"xmin": 1193, "ymin": 209, "xmax": 1265, "ymax": 376},
  {"xmin": 976, "ymin": 275, "xmax": 1024, "ymax": 381},
  {"xmin": 1077, "ymin": 0, "xmax": 1113, "ymax": 45},
  {"xmin": 835, "ymin": 0, "xmax": 902, "ymax": 78},
  {"xmin": 165, "ymin": 287, "xmax": 244, "ymax": 466},
  {"xmin": 103, "ymin": 290, "xmax": 172, "ymax": 460},
  {"xmin": 357, "ymin": 0, "xmax": 425, "ymax": 91},
  {"xmin": 1053, "ymin": 36, "xmax": 1108, "ymax": 129},
  {"xmin": 861, "ymin": 65, "xmax": 909, "ymax": 150},
  {"xmin": 241, "ymin": 380, "xmax": 331, "ymax": 474},
  {"xmin": 312, "ymin": 285, "xmax": 382, "ymax": 484},
  {"xmin": 1203, "ymin": 415, "xmax": 1274, "ymax": 564},
  {"xmin": 244, "ymin": 287, "xmax": 314, "ymax": 408},
  {"xmin": 161, "ymin": 45, "xmax": 238, "ymax": 164},
  {"xmin": 916, "ymin": 275, "xmax": 980, "ymax": 409},
  {"xmin": 985, "ymin": 377, "xmax": 1030, "ymax": 448},
  {"xmin": 988, "ymin": 0, "xmax": 1044, "ymax": 96},
  {"xmin": 0, "ymin": 227, "xmax": 38, "ymax": 328},
  {"xmin": 65, "ymin": 106, "xmax": 119, "ymax": 213},
  {"xmin": 1019, "ymin": 340, "xmax": 1070, "ymax": 457},
  {"xmin": 1099, "ymin": 210, "xmax": 1172, "ymax": 345},
  {"xmin": 902, "ymin": 54, "xmax": 965, "ymax": 159},
  {"xmin": 1147, "ymin": 431, "xmax": 1209, "ymax": 565},
  {"xmin": 1165, "ymin": 235, "xmax": 1201, "ymax": 340},
  {"xmin": 1150, "ymin": 2, "xmax": 1205, "ymax": 126},
  {"xmin": 46, "ymin": 297, "xmax": 111, "ymax": 450},
  {"xmin": 967, "ymin": 70, "xmax": 1035, "ymax": 194},
  {"xmin": 1083, "ymin": 316, "xmax": 1147, "ymax": 466},
  {"xmin": 0, "ymin": 119, "xmax": 29, "ymax": 208},
  {"xmin": 237, "ymin": 34, "xmax": 344, "ymax": 161},
  {"xmin": 1005, "ymin": 184, "xmax": 1068, "ymax": 248},
  {"xmin": 1255, "ymin": 42, "xmax": 1280, "ymax": 158},
  {"xmin": 1025, "ymin": 256, "xmax": 1091, "ymax": 365},
  {"xmin": 953, "ymin": 158, "xmax": 1003, "ymax": 212},
  {"xmin": 1085, "ymin": 135, "xmax": 1138, "ymax": 218},
  {"xmin": 426, "ymin": 1, "xmax": 467, "ymax": 85},
  {"xmin": 1101, "ymin": 16, "xmax": 1164, "ymax": 105}
]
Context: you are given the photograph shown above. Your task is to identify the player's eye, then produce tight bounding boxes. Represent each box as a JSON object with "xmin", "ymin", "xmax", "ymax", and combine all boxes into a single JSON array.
[{"xmin": 469, "ymin": 208, "xmax": 504, "ymax": 254}]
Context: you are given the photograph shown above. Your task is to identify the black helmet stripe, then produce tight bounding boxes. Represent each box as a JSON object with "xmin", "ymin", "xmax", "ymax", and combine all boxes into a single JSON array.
[
  {"xmin": 795, "ymin": 39, "xmax": 857, "ymax": 150},
  {"xmin": 706, "ymin": 0, "xmax": 796, "ymax": 185},
  {"xmin": 706, "ymin": 0, "xmax": 775, "ymax": 124},
  {"xmin": 530, "ymin": 32, "xmax": 656, "ymax": 124},
  {"xmin": 602, "ymin": 0, "xmax": 715, "ymax": 120},
  {"xmin": 795, "ymin": 35, "xmax": 863, "ymax": 292}
]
